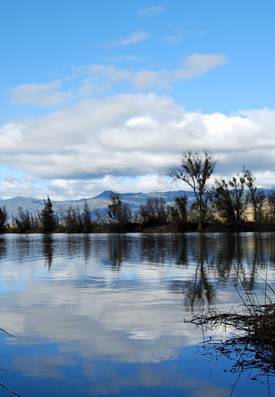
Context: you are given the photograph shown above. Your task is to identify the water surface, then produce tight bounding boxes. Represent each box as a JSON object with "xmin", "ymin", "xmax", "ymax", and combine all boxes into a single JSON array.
[{"xmin": 0, "ymin": 233, "xmax": 274, "ymax": 397}]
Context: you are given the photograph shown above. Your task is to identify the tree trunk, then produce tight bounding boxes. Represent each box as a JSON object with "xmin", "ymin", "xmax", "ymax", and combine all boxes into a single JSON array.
[{"xmin": 198, "ymin": 202, "xmax": 203, "ymax": 232}]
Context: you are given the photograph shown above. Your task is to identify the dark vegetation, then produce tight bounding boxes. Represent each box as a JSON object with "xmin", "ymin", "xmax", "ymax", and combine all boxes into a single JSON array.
[
  {"xmin": 1, "ymin": 151, "xmax": 275, "ymax": 233},
  {"xmin": 189, "ymin": 300, "xmax": 275, "ymax": 375}
]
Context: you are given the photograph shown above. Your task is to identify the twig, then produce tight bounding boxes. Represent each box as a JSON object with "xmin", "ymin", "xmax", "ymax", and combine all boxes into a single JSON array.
[
  {"xmin": 0, "ymin": 383, "xmax": 22, "ymax": 397},
  {"xmin": 0, "ymin": 328, "xmax": 14, "ymax": 338}
]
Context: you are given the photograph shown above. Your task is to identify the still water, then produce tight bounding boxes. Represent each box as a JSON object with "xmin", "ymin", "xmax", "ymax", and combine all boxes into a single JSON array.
[{"xmin": 0, "ymin": 233, "xmax": 274, "ymax": 397}]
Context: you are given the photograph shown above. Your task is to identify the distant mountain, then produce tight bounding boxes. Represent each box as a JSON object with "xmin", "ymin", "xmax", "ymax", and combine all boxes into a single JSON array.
[
  {"xmin": 0, "ymin": 190, "xmax": 194, "ymax": 219},
  {"xmin": 2, "ymin": 188, "xmax": 273, "ymax": 220}
]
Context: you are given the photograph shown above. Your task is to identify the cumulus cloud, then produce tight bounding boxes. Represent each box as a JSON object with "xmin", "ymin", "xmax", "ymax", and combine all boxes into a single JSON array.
[
  {"xmin": 136, "ymin": 5, "xmax": 165, "ymax": 17},
  {"xmin": 1, "ymin": 94, "xmax": 275, "ymax": 198},
  {"xmin": 101, "ymin": 31, "xmax": 149, "ymax": 47},
  {"xmin": 9, "ymin": 80, "xmax": 71, "ymax": 107}
]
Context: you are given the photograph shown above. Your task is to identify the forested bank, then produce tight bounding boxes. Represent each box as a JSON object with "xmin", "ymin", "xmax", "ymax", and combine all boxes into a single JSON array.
[{"xmin": 1, "ymin": 151, "xmax": 275, "ymax": 233}]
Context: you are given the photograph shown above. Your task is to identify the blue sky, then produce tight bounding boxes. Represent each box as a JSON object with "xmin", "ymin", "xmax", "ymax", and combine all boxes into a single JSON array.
[{"xmin": 0, "ymin": 1, "xmax": 274, "ymax": 198}]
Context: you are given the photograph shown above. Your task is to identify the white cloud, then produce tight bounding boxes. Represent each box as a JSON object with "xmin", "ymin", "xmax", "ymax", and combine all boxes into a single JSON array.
[
  {"xmin": 0, "ymin": 174, "xmax": 180, "ymax": 200},
  {"xmin": 1, "ymin": 94, "xmax": 275, "ymax": 198},
  {"xmin": 9, "ymin": 80, "xmax": 71, "ymax": 107},
  {"xmin": 181, "ymin": 53, "xmax": 227, "ymax": 77},
  {"xmin": 166, "ymin": 53, "xmax": 228, "ymax": 82},
  {"xmin": 0, "ymin": 176, "xmax": 49, "ymax": 199},
  {"xmin": 101, "ymin": 31, "xmax": 149, "ymax": 47},
  {"xmin": 74, "ymin": 53, "xmax": 228, "ymax": 94},
  {"xmin": 9, "ymin": 54, "xmax": 227, "ymax": 107},
  {"xmin": 47, "ymin": 175, "xmax": 181, "ymax": 200},
  {"xmin": 136, "ymin": 5, "xmax": 165, "ymax": 17}
]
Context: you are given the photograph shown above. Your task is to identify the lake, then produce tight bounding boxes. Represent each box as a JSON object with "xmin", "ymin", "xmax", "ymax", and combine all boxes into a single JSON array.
[{"xmin": 0, "ymin": 233, "xmax": 274, "ymax": 397}]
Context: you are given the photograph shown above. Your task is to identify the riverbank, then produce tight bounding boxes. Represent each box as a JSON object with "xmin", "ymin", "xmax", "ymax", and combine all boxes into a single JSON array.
[{"xmin": 3, "ymin": 221, "xmax": 275, "ymax": 234}]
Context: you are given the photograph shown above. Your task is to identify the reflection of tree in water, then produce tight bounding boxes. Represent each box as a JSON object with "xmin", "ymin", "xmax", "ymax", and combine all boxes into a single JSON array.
[
  {"xmin": 203, "ymin": 233, "xmax": 270, "ymax": 299},
  {"xmin": 42, "ymin": 235, "xmax": 54, "ymax": 269},
  {"xmin": 98, "ymin": 233, "xmax": 273, "ymax": 309},
  {"xmin": 139, "ymin": 234, "xmax": 188, "ymax": 266},
  {"xmin": 66, "ymin": 235, "xmax": 84, "ymax": 258},
  {"xmin": 83, "ymin": 234, "xmax": 91, "ymax": 263},
  {"xmin": 18, "ymin": 233, "xmax": 274, "ymax": 308},
  {"xmin": 141, "ymin": 234, "xmax": 171, "ymax": 264},
  {"xmin": 269, "ymin": 236, "xmax": 275, "ymax": 270},
  {"xmin": 170, "ymin": 236, "xmax": 216, "ymax": 310},
  {"xmin": 214, "ymin": 233, "xmax": 270, "ymax": 294},
  {"xmin": 184, "ymin": 235, "xmax": 216, "ymax": 310},
  {"xmin": 15, "ymin": 235, "xmax": 31, "ymax": 263},
  {"xmin": 95, "ymin": 234, "xmax": 187, "ymax": 270},
  {"xmin": 0, "ymin": 237, "xmax": 6, "ymax": 260},
  {"xmin": 108, "ymin": 234, "xmax": 131, "ymax": 270},
  {"xmin": 90, "ymin": 234, "xmax": 189, "ymax": 270},
  {"xmin": 170, "ymin": 233, "xmax": 273, "ymax": 311},
  {"xmin": 213, "ymin": 234, "xmax": 240, "ymax": 282},
  {"xmin": 242, "ymin": 233, "xmax": 265, "ymax": 292},
  {"xmin": 197, "ymin": 338, "xmax": 274, "ymax": 397},
  {"xmin": 174, "ymin": 235, "xmax": 188, "ymax": 267}
]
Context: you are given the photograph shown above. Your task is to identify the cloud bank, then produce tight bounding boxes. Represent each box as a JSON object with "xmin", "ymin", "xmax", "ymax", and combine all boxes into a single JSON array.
[
  {"xmin": 1, "ymin": 93, "xmax": 275, "ymax": 198},
  {"xmin": 2, "ymin": 53, "xmax": 274, "ymax": 199}
]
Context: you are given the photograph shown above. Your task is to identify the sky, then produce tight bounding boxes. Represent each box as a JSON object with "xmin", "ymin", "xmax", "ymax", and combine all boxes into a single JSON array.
[{"xmin": 0, "ymin": 0, "xmax": 274, "ymax": 199}]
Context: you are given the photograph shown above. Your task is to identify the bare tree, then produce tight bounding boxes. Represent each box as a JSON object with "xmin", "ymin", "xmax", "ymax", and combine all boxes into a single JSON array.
[
  {"xmin": 107, "ymin": 193, "xmax": 131, "ymax": 229},
  {"xmin": 174, "ymin": 196, "xmax": 188, "ymax": 223},
  {"xmin": 212, "ymin": 171, "xmax": 248, "ymax": 223},
  {"xmin": 13, "ymin": 207, "xmax": 33, "ymax": 233},
  {"xmin": 139, "ymin": 197, "xmax": 167, "ymax": 226},
  {"xmin": 267, "ymin": 192, "xmax": 275, "ymax": 223},
  {"xmin": 243, "ymin": 168, "xmax": 266, "ymax": 223},
  {"xmin": 64, "ymin": 207, "xmax": 82, "ymax": 233},
  {"xmin": 169, "ymin": 151, "xmax": 216, "ymax": 231},
  {"xmin": 168, "ymin": 195, "xmax": 188, "ymax": 227}
]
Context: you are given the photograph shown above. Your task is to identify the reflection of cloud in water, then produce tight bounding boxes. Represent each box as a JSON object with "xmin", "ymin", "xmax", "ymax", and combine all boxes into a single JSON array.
[
  {"xmin": 14, "ymin": 355, "xmax": 73, "ymax": 379},
  {"xmin": 83, "ymin": 363, "xmax": 228, "ymax": 396},
  {"xmin": 0, "ymin": 233, "xmax": 273, "ymax": 396},
  {"xmin": 13, "ymin": 350, "xmax": 228, "ymax": 397},
  {"xmin": 2, "ymin": 281, "xmax": 197, "ymax": 363},
  {"xmin": 0, "ymin": 234, "xmax": 274, "ymax": 361}
]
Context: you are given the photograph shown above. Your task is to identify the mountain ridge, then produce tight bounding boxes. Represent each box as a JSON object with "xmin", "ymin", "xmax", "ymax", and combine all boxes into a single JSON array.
[{"xmin": 0, "ymin": 190, "xmax": 194, "ymax": 218}]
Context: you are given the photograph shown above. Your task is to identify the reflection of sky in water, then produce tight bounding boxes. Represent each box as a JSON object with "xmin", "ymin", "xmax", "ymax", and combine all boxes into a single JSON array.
[{"xmin": 0, "ymin": 233, "xmax": 273, "ymax": 396}]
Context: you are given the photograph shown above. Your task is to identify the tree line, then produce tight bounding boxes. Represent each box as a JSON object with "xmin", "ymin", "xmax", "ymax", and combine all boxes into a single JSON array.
[{"xmin": 1, "ymin": 151, "xmax": 275, "ymax": 233}]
